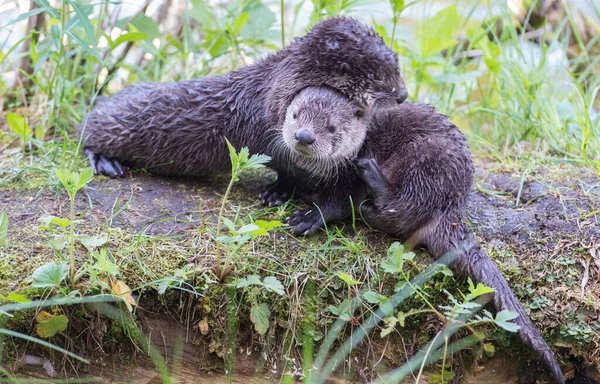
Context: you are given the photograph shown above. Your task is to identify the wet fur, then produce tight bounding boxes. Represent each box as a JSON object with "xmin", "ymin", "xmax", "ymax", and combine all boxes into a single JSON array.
[
  {"xmin": 80, "ymin": 17, "xmax": 406, "ymax": 233},
  {"xmin": 282, "ymin": 89, "xmax": 564, "ymax": 383},
  {"xmin": 356, "ymin": 107, "xmax": 565, "ymax": 384}
]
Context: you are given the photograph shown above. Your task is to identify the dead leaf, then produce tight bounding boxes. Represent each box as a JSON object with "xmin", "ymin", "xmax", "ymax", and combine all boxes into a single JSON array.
[
  {"xmin": 111, "ymin": 280, "xmax": 136, "ymax": 307},
  {"xmin": 580, "ymin": 256, "xmax": 591, "ymax": 300},
  {"xmin": 36, "ymin": 311, "xmax": 53, "ymax": 322},
  {"xmin": 199, "ymin": 318, "xmax": 209, "ymax": 335}
]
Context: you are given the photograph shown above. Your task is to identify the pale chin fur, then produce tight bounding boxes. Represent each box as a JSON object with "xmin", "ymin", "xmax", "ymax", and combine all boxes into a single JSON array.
[{"xmin": 281, "ymin": 129, "xmax": 365, "ymax": 184}]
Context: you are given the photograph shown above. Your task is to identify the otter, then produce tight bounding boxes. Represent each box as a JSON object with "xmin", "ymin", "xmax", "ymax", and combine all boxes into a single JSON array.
[
  {"xmin": 280, "ymin": 87, "xmax": 564, "ymax": 383},
  {"xmin": 80, "ymin": 17, "xmax": 407, "ymax": 234}
]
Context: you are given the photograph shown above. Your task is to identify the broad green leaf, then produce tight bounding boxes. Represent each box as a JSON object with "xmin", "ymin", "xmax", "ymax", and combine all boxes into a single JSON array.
[
  {"xmin": 246, "ymin": 153, "xmax": 271, "ymax": 169},
  {"xmin": 484, "ymin": 56, "xmax": 501, "ymax": 74},
  {"xmin": 396, "ymin": 311, "xmax": 406, "ymax": 327},
  {"xmin": 190, "ymin": 0, "xmax": 218, "ymax": 28},
  {"xmin": 420, "ymin": 38, "xmax": 458, "ymax": 59},
  {"xmin": 112, "ymin": 31, "xmax": 148, "ymax": 48},
  {"xmin": 35, "ymin": 312, "xmax": 68, "ymax": 338},
  {"xmin": 337, "ymin": 271, "xmax": 362, "ymax": 285},
  {"xmin": 54, "ymin": 168, "xmax": 92, "ymax": 197},
  {"xmin": 34, "ymin": 125, "xmax": 45, "ymax": 140},
  {"xmin": 2, "ymin": 293, "xmax": 30, "ymax": 303},
  {"xmin": 7, "ymin": 113, "xmax": 31, "ymax": 138},
  {"xmin": 262, "ymin": 276, "xmax": 285, "ymax": 295},
  {"xmin": 495, "ymin": 310, "xmax": 520, "ymax": 333},
  {"xmin": 329, "ymin": 299, "xmax": 352, "ymax": 321},
  {"xmin": 430, "ymin": 371, "xmax": 455, "ymax": 384},
  {"xmin": 380, "ymin": 300, "xmax": 394, "ymax": 316},
  {"xmin": 225, "ymin": 138, "xmax": 239, "ymax": 176},
  {"xmin": 50, "ymin": 217, "xmax": 73, "ymax": 229},
  {"xmin": 363, "ymin": 291, "xmax": 380, "ymax": 304},
  {"xmin": 383, "ymin": 242, "xmax": 414, "ymax": 273},
  {"xmin": 236, "ymin": 274, "xmax": 260, "ymax": 288},
  {"xmin": 420, "ymin": 5, "xmax": 460, "ymax": 41},
  {"xmin": 131, "ymin": 14, "xmax": 160, "ymax": 40},
  {"xmin": 0, "ymin": 211, "xmax": 7, "ymax": 244},
  {"xmin": 380, "ymin": 316, "xmax": 397, "ymax": 337},
  {"xmin": 92, "ymin": 249, "xmax": 120, "ymax": 276},
  {"xmin": 466, "ymin": 278, "xmax": 495, "ymax": 300},
  {"xmin": 76, "ymin": 168, "xmax": 94, "ymax": 190},
  {"xmin": 32, "ymin": 262, "xmax": 68, "ymax": 288},
  {"xmin": 237, "ymin": 224, "xmax": 268, "ymax": 237},
  {"xmin": 77, "ymin": 234, "xmax": 108, "ymax": 248},
  {"xmin": 232, "ymin": 13, "xmax": 250, "ymax": 36},
  {"xmin": 438, "ymin": 265, "xmax": 454, "ymax": 277},
  {"xmin": 250, "ymin": 303, "xmax": 270, "ymax": 335},
  {"xmin": 221, "ymin": 217, "xmax": 237, "ymax": 233},
  {"xmin": 48, "ymin": 238, "xmax": 68, "ymax": 250},
  {"xmin": 240, "ymin": 3, "xmax": 276, "ymax": 39},
  {"xmin": 390, "ymin": 0, "xmax": 405, "ymax": 15},
  {"xmin": 483, "ymin": 343, "xmax": 496, "ymax": 354},
  {"xmin": 254, "ymin": 220, "xmax": 283, "ymax": 231},
  {"xmin": 206, "ymin": 31, "xmax": 229, "ymax": 58}
]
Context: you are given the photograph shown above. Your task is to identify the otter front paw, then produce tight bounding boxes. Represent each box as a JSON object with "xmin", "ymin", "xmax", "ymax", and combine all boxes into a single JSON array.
[
  {"xmin": 85, "ymin": 149, "xmax": 129, "ymax": 179},
  {"xmin": 259, "ymin": 181, "xmax": 294, "ymax": 207},
  {"xmin": 354, "ymin": 157, "xmax": 388, "ymax": 198},
  {"xmin": 287, "ymin": 209, "xmax": 324, "ymax": 235}
]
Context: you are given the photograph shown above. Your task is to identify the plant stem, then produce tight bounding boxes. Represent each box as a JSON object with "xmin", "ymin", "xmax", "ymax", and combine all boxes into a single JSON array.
[
  {"xmin": 280, "ymin": 0, "xmax": 285, "ymax": 48},
  {"xmin": 215, "ymin": 176, "xmax": 236, "ymax": 279},
  {"xmin": 390, "ymin": 15, "xmax": 398, "ymax": 49},
  {"xmin": 69, "ymin": 195, "xmax": 75, "ymax": 282}
]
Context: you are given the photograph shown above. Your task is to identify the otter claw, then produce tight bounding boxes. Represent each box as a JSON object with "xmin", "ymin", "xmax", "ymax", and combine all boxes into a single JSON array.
[
  {"xmin": 259, "ymin": 181, "xmax": 294, "ymax": 207},
  {"xmin": 85, "ymin": 149, "xmax": 129, "ymax": 179},
  {"xmin": 354, "ymin": 157, "xmax": 388, "ymax": 199},
  {"xmin": 287, "ymin": 209, "xmax": 324, "ymax": 235}
]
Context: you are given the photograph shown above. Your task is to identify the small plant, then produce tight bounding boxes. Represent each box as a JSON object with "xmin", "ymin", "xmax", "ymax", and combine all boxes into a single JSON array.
[
  {"xmin": 0, "ymin": 211, "xmax": 7, "ymax": 244},
  {"xmin": 235, "ymin": 274, "xmax": 285, "ymax": 334},
  {"xmin": 214, "ymin": 138, "xmax": 274, "ymax": 279},
  {"xmin": 51, "ymin": 167, "xmax": 95, "ymax": 282}
]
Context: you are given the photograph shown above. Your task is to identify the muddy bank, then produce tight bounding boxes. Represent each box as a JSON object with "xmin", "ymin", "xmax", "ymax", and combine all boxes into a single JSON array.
[{"xmin": 1, "ymin": 159, "xmax": 599, "ymax": 382}]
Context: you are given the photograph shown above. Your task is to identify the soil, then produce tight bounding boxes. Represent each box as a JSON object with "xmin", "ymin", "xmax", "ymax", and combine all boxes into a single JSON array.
[{"xmin": 1, "ymin": 158, "xmax": 599, "ymax": 383}]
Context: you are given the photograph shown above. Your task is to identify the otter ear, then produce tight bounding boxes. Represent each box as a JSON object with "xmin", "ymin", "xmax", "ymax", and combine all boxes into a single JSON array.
[{"xmin": 354, "ymin": 108, "xmax": 364, "ymax": 119}]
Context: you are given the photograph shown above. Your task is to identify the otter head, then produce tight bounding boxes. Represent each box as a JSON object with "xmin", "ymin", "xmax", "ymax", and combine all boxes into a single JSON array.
[
  {"xmin": 281, "ymin": 87, "xmax": 368, "ymax": 179},
  {"xmin": 291, "ymin": 17, "xmax": 408, "ymax": 110}
]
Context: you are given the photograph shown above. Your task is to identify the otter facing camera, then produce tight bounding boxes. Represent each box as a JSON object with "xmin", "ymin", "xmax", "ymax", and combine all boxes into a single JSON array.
[{"xmin": 295, "ymin": 130, "xmax": 315, "ymax": 145}]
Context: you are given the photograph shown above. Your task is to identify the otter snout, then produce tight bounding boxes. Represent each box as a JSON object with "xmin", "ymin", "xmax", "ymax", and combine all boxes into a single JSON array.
[
  {"xmin": 295, "ymin": 130, "xmax": 316, "ymax": 145},
  {"xmin": 396, "ymin": 88, "xmax": 408, "ymax": 104}
]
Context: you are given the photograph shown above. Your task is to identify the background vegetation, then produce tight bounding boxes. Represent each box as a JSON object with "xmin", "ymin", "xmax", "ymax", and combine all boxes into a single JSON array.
[{"xmin": 0, "ymin": 0, "xmax": 599, "ymax": 382}]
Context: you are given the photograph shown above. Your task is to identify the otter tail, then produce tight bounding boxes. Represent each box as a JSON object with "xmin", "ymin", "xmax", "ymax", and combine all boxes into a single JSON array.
[{"xmin": 453, "ymin": 234, "xmax": 564, "ymax": 384}]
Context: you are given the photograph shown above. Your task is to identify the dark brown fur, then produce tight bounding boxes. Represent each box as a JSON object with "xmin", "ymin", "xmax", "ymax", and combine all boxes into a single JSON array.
[
  {"xmin": 80, "ymin": 17, "xmax": 406, "ymax": 234},
  {"xmin": 282, "ymin": 87, "xmax": 564, "ymax": 383}
]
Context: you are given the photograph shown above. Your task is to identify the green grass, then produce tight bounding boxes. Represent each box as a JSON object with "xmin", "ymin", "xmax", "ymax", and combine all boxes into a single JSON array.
[{"xmin": 1, "ymin": 0, "xmax": 599, "ymax": 382}]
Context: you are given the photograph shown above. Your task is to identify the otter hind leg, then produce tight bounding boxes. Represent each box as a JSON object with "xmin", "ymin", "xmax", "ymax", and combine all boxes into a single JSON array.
[
  {"xmin": 354, "ymin": 157, "xmax": 390, "ymax": 199},
  {"xmin": 259, "ymin": 177, "xmax": 296, "ymax": 207},
  {"xmin": 85, "ymin": 149, "xmax": 129, "ymax": 178}
]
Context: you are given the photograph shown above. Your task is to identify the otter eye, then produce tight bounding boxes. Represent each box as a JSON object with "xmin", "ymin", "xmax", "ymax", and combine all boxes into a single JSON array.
[
  {"xmin": 327, "ymin": 125, "xmax": 336, "ymax": 133},
  {"xmin": 292, "ymin": 112, "xmax": 297, "ymax": 120}
]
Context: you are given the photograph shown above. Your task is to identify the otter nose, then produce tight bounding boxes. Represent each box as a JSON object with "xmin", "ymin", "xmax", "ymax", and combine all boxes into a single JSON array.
[
  {"xmin": 396, "ymin": 88, "xmax": 408, "ymax": 104},
  {"xmin": 295, "ymin": 130, "xmax": 315, "ymax": 145}
]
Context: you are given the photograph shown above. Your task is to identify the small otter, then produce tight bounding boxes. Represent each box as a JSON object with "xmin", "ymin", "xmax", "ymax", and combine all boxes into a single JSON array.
[
  {"xmin": 281, "ymin": 88, "xmax": 564, "ymax": 383},
  {"xmin": 80, "ymin": 17, "xmax": 406, "ymax": 234}
]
